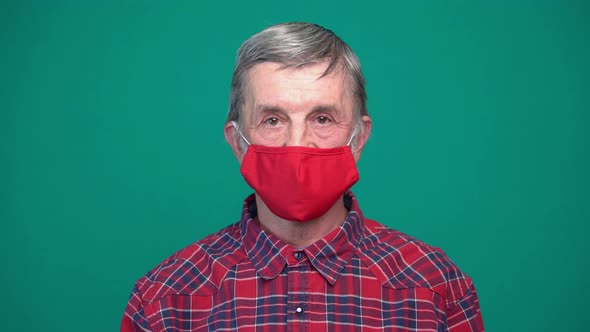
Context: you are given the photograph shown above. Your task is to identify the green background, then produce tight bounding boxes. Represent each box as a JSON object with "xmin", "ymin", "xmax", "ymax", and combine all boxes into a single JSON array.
[{"xmin": 2, "ymin": 1, "xmax": 588, "ymax": 331}]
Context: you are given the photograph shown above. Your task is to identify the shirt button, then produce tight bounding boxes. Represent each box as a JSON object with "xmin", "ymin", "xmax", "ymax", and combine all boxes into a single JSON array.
[
  {"xmin": 295, "ymin": 307, "xmax": 303, "ymax": 314},
  {"xmin": 294, "ymin": 252, "xmax": 303, "ymax": 260}
]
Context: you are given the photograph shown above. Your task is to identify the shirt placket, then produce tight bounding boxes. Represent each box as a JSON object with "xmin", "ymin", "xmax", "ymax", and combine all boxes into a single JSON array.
[{"xmin": 287, "ymin": 250, "xmax": 309, "ymax": 332}]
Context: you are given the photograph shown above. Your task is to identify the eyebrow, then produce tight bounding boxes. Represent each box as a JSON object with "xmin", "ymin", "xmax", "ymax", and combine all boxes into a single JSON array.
[
  {"xmin": 254, "ymin": 104, "xmax": 286, "ymax": 114},
  {"xmin": 310, "ymin": 105, "xmax": 342, "ymax": 115},
  {"xmin": 253, "ymin": 104, "xmax": 343, "ymax": 115}
]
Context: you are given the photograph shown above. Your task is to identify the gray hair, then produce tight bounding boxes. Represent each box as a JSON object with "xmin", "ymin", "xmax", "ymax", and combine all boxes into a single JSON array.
[{"xmin": 227, "ymin": 22, "xmax": 368, "ymax": 151}]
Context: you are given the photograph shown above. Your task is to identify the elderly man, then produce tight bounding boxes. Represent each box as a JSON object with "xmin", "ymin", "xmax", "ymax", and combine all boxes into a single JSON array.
[{"xmin": 122, "ymin": 22, "xmax": 484, "ymax": 331}]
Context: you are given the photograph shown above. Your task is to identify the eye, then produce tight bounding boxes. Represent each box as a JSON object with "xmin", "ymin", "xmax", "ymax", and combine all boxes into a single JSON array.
[
  {"xmin": 264, "ymin": 117, "xmax": 280, "ymax": 126},
  {"xmin": 316, "ymin": 115, "xmax": 331, "ymax": 125}
]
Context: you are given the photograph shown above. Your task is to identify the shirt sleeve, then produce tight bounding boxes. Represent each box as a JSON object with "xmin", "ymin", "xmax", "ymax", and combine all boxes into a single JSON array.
[
  {"xmin": 121, "ymin": 285, "xmax": 152, "ymax": 332},
  {"xmin": 446, "ymin": 282, "xmax": 485, "ymax": 332}
]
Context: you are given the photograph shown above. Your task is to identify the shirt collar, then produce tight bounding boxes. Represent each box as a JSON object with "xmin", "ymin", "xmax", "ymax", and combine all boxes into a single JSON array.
[{"xmin": 240, "ymin": 191, "xmax": 365, "ymax": 285}]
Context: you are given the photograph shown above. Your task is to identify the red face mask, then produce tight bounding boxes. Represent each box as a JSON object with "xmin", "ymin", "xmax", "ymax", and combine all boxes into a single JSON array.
[{"xmin": 237, "ymin": 128, "xmax": 360, "ymax": 222}]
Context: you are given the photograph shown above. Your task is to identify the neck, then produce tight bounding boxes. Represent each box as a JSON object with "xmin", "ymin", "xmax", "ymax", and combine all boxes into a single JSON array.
[{"xmin": 255, "ymin": 195, "xmax": 348, "ymax": 248}]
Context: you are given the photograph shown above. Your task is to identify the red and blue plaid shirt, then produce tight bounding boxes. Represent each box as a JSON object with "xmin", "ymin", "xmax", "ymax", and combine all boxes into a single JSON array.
[{"xmin": 122, "ymin": 192, "xmax": 484, "ymax": 331}]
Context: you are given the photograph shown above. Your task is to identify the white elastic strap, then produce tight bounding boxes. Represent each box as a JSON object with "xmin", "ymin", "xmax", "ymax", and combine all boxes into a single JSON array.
[
  {"xmin": 346, "ymin": 128, "xmax": 358, "ymax": 147},
  {"xmin": 231, "ymin": 121, "xmax": 251, "ymax": 146}
]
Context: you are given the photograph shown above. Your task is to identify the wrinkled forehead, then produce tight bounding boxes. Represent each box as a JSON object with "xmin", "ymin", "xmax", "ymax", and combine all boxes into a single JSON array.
[
  {"xmin": 242, "ymin": 60, "xmax": 353, "ymax": 101},
  {"xmin": 238, "ymin": 62, "xmax": 356, "ymax": 129}
]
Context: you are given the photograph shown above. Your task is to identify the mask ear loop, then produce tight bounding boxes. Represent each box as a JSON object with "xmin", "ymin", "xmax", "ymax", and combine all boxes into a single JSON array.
[
  {"xmin": 231, "ymin": 121, "xmax": 251, "ymax": 146},
  {"xmin": 346, "ymin": 128, "xmax": 358, "ymax": 147}
]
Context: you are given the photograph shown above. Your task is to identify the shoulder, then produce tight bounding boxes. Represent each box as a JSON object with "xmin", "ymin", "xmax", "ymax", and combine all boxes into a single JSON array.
[
  {"xmin": 133, "ymin": 222, "xmax": 247, "ymax": 304},
  {"xmin": 358, "ymin": 218, "xmax": 473, "ymax": 305}
]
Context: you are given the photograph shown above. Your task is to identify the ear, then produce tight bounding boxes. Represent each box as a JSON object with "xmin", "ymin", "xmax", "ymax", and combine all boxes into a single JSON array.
[
  {"xmin": 352, "ymin": 115, "xmax": 372, "ymax": 161},
  {"xmin": 224, "ymin": 121, "xmax": 246, "ymax": 163}
]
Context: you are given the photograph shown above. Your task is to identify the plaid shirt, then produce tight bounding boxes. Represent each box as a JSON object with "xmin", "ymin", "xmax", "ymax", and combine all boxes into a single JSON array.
[{"xmin": 122, "ymin": 192, "xmax": 484, "ymax": 331}]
